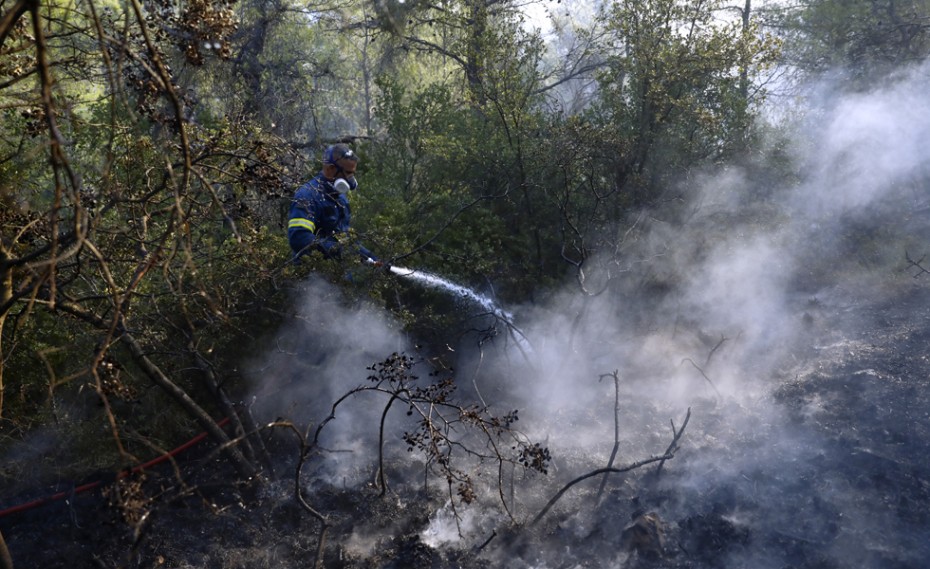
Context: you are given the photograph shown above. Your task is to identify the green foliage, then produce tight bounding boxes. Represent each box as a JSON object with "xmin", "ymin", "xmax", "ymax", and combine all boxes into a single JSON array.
[
  {"xmin": 596, "ymin": 0, "xmax": 780, "ymax": 181},
  {"xmin": 6, "ymin": 0, "xmax": 903, "ymax": 489},
  {"xmin": 769, "ymin": 0, "xmax": 930, "ymax": 86},
  {"xmin": 354, "ymin": 0, "xmax": 781, "ymax": 309},
  {"xmin": 0, "ymin": 0, "xmax": 313, "ymax": 483},
  {"xmin": 359, "ymin": 75, "xmax": 558, "ymax": 302}
]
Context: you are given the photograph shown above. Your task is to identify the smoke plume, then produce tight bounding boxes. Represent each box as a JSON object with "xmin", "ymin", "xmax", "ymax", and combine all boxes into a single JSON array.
[{"xmin": 250, "ymin": 60, "xmax": 930, "ymax": 568}]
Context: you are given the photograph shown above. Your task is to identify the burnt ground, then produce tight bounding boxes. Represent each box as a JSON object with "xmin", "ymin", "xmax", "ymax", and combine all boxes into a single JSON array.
[{"xmin": 2, "ymin": 278, "xmax": 930, "ymax": 568}]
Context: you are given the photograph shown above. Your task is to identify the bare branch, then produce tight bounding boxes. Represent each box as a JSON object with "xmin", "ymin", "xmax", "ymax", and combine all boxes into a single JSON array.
[
  {"xmin": 0, "ymin": 0, "xmax": 30, "ymax": 51},
  {"xmin": 681, "ymin": 357, "xmax": 722, "ymax": 398},
  {"xmin": 531, "ymin": 407, "xmax": 691, "ymax": 526},
  {"xmin": 906, "ymin": 250, "xmax": 930, "ymax": 278},
  {"xmin": 531, "ymin": 455, "xmax": 673, "ymax": 526}
]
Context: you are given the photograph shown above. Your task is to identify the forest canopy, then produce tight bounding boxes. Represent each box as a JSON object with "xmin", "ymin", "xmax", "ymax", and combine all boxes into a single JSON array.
[{"xmin": 0, "ymin": 0, "xmax": 788, "ymax": 433}]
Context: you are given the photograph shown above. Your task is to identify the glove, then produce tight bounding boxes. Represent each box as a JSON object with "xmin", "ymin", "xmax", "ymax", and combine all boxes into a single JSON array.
[
  {"xmin": 319, "ymin": 236, "xmax": 342, "ymax": 260},
  {"xmin": 358, "ymin": 245, "xmax": 381, "ymax": 266}
]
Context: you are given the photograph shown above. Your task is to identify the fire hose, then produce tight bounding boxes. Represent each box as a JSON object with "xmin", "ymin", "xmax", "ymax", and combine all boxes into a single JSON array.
[{"xmin": 0, "ymin": 417, "xmax": 231, "ymax": 519}]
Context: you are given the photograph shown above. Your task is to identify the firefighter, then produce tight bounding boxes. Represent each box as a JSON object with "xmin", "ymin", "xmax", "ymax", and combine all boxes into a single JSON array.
[{"xmin": 287, "ymin": 143, "xmax": 382, "ymax": 266}]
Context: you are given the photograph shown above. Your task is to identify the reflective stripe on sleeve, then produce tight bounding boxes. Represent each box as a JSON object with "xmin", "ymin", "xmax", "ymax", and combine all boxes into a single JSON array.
[{"xmin": 288, "ymin": 218, "xmax": 316, "ymax": 232}]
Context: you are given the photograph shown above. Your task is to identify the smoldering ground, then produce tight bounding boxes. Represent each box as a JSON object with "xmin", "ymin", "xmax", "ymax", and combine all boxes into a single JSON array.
[
  {"xmin": 250, "ymin": 60, "xmax": 930, "ymax": 568},
  {"xmin": 455, "ymin": 63, "xmax": 930, "ymax": 567},
  {"xmin": 240, "ymin": 61, "xmax": 930, "ymax": 567}
]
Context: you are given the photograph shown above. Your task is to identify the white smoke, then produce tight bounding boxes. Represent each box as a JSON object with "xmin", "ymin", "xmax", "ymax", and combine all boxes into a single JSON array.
[
  {"xmin": 798, "ymin": 69, "xmax": 930, "ymax": 216},
  {"xmin": 248, "ymin": 59, "xmax": 930, "ymax": 568},
  {"xmin": 458, "ymin": 59, "xmax": 930, "ymax": 567},
  {"xmin": 245, "ymin": 275, "xmax": 413, "ymax": 486}
]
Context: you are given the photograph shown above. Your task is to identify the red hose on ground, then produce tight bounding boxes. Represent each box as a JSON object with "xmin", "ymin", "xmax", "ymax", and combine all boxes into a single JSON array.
[{"xmin": 0, "ymin": 417, "xmax": 232, "ymax": 519}]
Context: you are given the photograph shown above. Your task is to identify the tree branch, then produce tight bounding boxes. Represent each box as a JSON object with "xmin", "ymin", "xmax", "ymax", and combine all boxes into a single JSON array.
[{"xmin": 0, "ymin": 0, "xmax": 30, "ymax": 51}]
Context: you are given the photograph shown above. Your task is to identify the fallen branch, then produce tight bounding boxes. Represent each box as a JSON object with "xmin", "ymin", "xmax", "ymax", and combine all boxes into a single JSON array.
[{"xmin": 531, "ymin": 408, "xmax": 691, "ymax": 526}]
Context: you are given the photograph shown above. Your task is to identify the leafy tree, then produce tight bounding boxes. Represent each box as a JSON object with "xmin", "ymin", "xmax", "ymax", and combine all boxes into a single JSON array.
[
  {"xmin": 762, "ymin": 0, "xmax": 930, "ymax": 87},
  {"xmin": 352, "ymin": 0, "xmax": 570, "ymax": 304},
  {"xmin": 0, "ymin": 0, "xmax": 783, "ymax": 501},
  {"xmin": 222, "ymin": 0, "xmax": 377, "ymax": 141},
  {"xmin": 530, "ymin": 0, "xmax": 780, "ymax": 289},
  {"xmin": 0, "ymin": 0, "xmax": 302, "ymax": 481}
]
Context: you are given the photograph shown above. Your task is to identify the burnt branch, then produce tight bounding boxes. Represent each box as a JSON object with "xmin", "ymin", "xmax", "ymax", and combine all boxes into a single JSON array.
[
  {"xmin": 681, "ymin": 358, "xmax": 722, "ymax": 398},
  {"xmin": 376, "ymin": 392, "xmax": 403, "ymax": 496},
  {"xmin": 655, "ymin": 407, "xmax": 692, "ymax": 477},
  {"xmin": 906, "ymin": 250, "xmax": 930, "ymax": 278},
  {"xmin": 291, "ymin": 422, "xmax": 330, "ymax": 569},
  {"xmin": 205, "ymin": 418, "xmax": 328, "ymax": 569},
  {"xmin": 297, "ymin": 352, "xmax": 550, "ymax": 530},
  {"xmin": 530, "ymin": 407, "xmax": 691, "ymax": 526},
  {"xmin": 705, "ymin": 334, "xmax": 728, "ymax": 367},
  {"xmin": 594, "ymin": 370, "xmax": 622, "ymax": 506}
]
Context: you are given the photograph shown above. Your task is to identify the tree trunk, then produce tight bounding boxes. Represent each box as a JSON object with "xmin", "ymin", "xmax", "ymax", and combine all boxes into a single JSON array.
[
  {"xmin": 0, "ymin": 245, "xmax": 12, "ymax": 420},
  {"xmin": 464, "ymin": 0, "xmax": 488, "ymax": 105},
  {"xmin": 740, "ymin": 0, "xmax": 751, "ymax": 101},
  {"xmin": 233, "ymin": 1, "xmax": 272, "ymax": 117}
]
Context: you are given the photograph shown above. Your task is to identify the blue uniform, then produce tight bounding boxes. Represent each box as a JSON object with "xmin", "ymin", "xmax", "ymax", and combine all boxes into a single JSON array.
[{"xmin": 287, "ymin": 172, "xmax": 374, "ymax": 261}]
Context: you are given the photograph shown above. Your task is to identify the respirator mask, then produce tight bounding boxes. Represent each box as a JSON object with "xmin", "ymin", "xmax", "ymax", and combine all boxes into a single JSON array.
[{"xmin": 333, "ymin": 178, "xmax": 351, "ymax": 194}]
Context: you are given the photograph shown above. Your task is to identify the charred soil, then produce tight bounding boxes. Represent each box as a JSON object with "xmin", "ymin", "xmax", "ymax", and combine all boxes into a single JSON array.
[{"xmin": 2, "ymin": 280, "xmax": 930, "ymax": 568}]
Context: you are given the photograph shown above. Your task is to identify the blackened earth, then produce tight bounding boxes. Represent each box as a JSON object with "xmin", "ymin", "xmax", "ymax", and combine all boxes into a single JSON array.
[{"xmin": 2, "ymin": 279, "xmax": 930, "ymax": 568}]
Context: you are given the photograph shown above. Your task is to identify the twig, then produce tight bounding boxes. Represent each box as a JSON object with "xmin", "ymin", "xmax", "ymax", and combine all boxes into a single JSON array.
[
  {"xmin": 704, "ymin": 335, "xmax": 728, "ymax": 367},
  {"xmin": 285, "ymin": 421, "xmax": 330, "ymax": 569},
  {"xmin": 905, "ymin": 250, "xmax": 930, "ymax": 278},
  {"xmin": 655, "ymin": 407, "xmax": 692, "ymax": 478},
  {"xmin": 531, "ymin": 457, "xmax": 672, "ymax": 526},
  {"xmin": 680, "ymin": 358, "xmax": 722, "ymax": 398},
  {"xmin": 241, "ymin": 399, "xmax": 277, "ymax": 480},
  {"xmin": 376, "ymin": 393, "xmax": 401, "ymax": 496}
]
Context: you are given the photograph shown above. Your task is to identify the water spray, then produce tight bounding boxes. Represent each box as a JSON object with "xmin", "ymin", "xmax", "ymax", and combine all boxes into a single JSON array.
[
  {"xmin": 389, "ymin": 265, "xmax": 513, "ymax": 320},
  {"xmin": 386, "ymin": 264, "xmax": 535, "ymax": 359}
]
